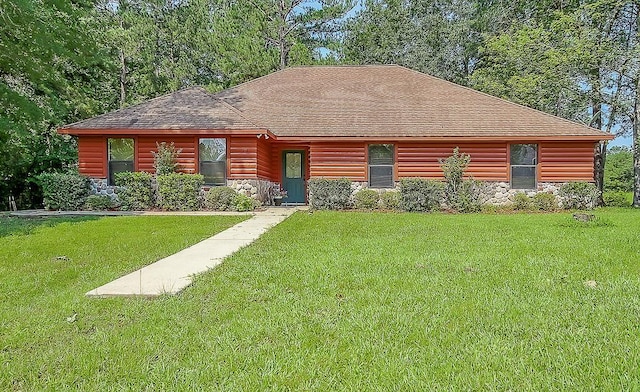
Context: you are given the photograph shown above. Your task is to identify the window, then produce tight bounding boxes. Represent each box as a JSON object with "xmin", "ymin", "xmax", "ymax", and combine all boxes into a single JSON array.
[
  {"xmin": 108, "ymin": 138, "xmax": 134, "ymax": 185},
  {"xmin": 368, "ymin": 144, "xmax": 394, "ymax": 188},
  {"xmin": 199, "ymin": 138, "xmax": 226, "ymax": 186},
  {"xmin": 510, "ymin": 144, "xmax": 537, "ymax": 189}
]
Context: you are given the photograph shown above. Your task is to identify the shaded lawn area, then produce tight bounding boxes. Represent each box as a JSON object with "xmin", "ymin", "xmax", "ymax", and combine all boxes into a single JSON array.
[
  {"xmin": 2, "ymin": 210, "xmax": 640, "ymax": 390},
  {"xmin": 0, "ymin": 215, "xmax": 100, "ymax": 237}
]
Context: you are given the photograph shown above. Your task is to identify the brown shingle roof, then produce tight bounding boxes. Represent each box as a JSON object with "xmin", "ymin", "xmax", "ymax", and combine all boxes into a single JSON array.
[
  {"xmin": 216, "ymin": 65, "xmax": 608, "ymax": 139},
  {"xmin": 62, "ymin": 65, "xmax": 611, "ymax": 140},
  {"xmin": 63, "ymin": 87, "xmax": 261, "ymax": 130}
]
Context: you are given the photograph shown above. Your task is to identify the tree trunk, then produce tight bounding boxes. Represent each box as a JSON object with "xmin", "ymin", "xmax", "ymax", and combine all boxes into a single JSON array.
[
  {"xmin": 634, "ymin": 77, "xmax": 640, "ymax": 207},
  {"xmin": 119, "ymin": 48, "xmax": 126, "ymax": 108},
  {"xmin": 591, "ymin": 69, "xmax": 605, "ymax": 206}
]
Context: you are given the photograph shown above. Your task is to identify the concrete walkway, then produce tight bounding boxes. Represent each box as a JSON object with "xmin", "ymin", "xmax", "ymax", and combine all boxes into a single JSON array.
[{"xmin": 86, "ymin": 207, "xmax": 300, "ymax": 297}]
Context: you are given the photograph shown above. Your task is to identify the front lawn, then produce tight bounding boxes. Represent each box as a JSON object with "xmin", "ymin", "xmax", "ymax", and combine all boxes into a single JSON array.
[{"xmin": 1, "ymin": 210, "xmax": 639, "ymax": 390}]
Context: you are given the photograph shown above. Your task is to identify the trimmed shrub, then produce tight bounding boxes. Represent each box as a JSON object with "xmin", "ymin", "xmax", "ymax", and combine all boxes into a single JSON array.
[
  {"xmin": 399, "ymin": 178, "xmax": 443, "ymax": 212},
  {"xmin": 603, "ymin": 191, "xmax": 631, "ymax": 207},
  {"xmin": 204, "ymin": 186, "xmax": 238, "ymax": 211},
  {"xmin": 84, "ymin": 195, "xmax": 117, "ymax": 211},
  {"xmin": 156, "ymin": 173, "xmax": 204, "ymax": 211},
  {"xmin": 532, "ymin": 192, "xmax": 557, "ymax": 211},
  {"xmin": 512, "ymin": 192, "xmax": 531, "ymax": 211},
  {"xmin": 355, "ymin": 189, "xmax": 379, "ymax": 209},
  {"xmin": 115, "ymin": 171, "xmax": 154, "ymax": 210},
  {"xmin": 308, "ymin": 178, "xmax": 352, "ymax": 210},
  {"xmin": 448, "ymin": 179, "xmax": 484, "ymax": 213},
  {"xmin": 37, "ymin": 172, "xmax": 90, "ymax": 210},
  {"xmin": 381, "ymin": 190, "xmax": 400, "ymax": 210},
  {"xmin": 559, "ymin": 182, "xmax": 599, "ymax": 210},
  {"xmin": 233, "ymin": 193, "xmax": 259, "ymax": 212}
]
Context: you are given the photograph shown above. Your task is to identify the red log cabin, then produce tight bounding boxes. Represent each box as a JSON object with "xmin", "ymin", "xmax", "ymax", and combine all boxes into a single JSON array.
[{"xmin": 58, "ymin": 65, "xmax": 613, "ymax": 204}]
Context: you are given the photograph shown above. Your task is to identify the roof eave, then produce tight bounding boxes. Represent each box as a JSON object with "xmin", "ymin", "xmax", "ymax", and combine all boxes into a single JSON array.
[
  {"xmin": 58, "ymin": 127, "xmax": 276, "ymax": 139},
  {"xmin": 275, "ymin": 134, "xmax": 614, "ymax": 142}
]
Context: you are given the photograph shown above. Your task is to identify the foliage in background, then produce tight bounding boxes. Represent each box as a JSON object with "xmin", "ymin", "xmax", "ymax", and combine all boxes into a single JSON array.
[
  {"xmin": 115, "ymin": 171, "xmax": 154, "ymax": 210},
  {"xmin": 0, "ymin": 0, "xmax": 115, "ymax": 209},
  {"xmin": 605, "ymin": 147, "xmax": 633, "ymax": 192},
  {"xmin": 559, "ymin": 182, "xmax": 600, "ymax": 210},
  {"xmin": 603, "ymin": 191, "xmax": 631, "ymax": 207},
  {"xmin": 308, "ymin": 178, "xmax": 352, "ymax": 210},
  {"xmin": 152, "ymin": 142, "xmax": 182, "ymax": 175},
  {"xmin": 398, "ymin": 178, "xmax": 443, "ymax": 212},
  {"xmin": 354, "ymin": 189, "xmax": 380, "ymax": 209},
  {"xmin": 156, "ymin": 173, "xmax": 204, "ymax": 211},
  {"xmin": 36, "ymin": 172, "xmax": 90, "ymax": 211}
]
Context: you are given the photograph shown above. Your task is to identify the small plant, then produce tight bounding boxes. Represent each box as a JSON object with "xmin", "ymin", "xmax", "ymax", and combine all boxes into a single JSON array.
[
  {"xmin": 234, "ymin": 193, "xmax": 259, "ymax": 211},
  {"xmin": 532, "ymin": 192, "xmax": 557, "ymax": 211},
  {"xmin": 308, "ymin": 178, "xmax": 352, "ymax": 210},
  {"xmin": 152, "ymin": 142, "xmax": 182, "ymax": 175},
  {"xmin": 449, "ymin": 179, "xmax": 484, "ymax": 213},
  {"xmin": 512, "ymin": 192, "xmax": 532, "ymax": 211},
  {"xmin": 84, "ymin": 195, "xmax": 117, "ymax": 211},
  {"xmin": 156, "ymin": 173, "xmax": 204, "ymax": 211},
  {"xmin": 205, "ymin": 187, "xmax": 238, "ymax": 210},
  {"xmin": 271, "ymin": 186, "xmax": 288, "ymax": 199},
  {"xmin": 115, "ymin": 171, "xmax": 154, "ymax": 210},
  {"xmin": 381, "ymin": 191, "xmax": 400, "ymax": 210},
  {"xmin": 559, "ymin": 182, "xmax": 600, "ymax": 210},
  {"xmin": 603, "ymin": 191, "xmax": 630, "ymax": 207},
  {"xmin": 37, "ymin": 172, "xmax": 91, "ymax": 210},
  {"xmin": 355, "ymin": 189, "xmax": 380, "ymax": 209},
  {"xmin": 440, "ymin": 147, "xmax": 470, "ymax": 203},
  {"xmin": 399, "ymin": 178, "xmax": 443, "ymax": 212}
]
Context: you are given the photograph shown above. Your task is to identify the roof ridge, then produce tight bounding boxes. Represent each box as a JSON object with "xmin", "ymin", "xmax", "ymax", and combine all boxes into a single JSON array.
[
  {"xmin": 209, "ymin": 95, "xmax": 266, "ymax": 130},
  {"xmin": 398, "ymin": 66, "xmax": 606, "ymax": 134},
  {"xmin": 60, "ymin": 86, "xmax": 206, "ymax": 129}
]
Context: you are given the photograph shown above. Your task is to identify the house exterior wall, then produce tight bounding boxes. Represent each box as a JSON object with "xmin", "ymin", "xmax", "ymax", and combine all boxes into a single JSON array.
[
  {"xmin": 396, "ymin": 142, "xmax": 508, "ymax": 180},
  {"xmin": 137, "ymin": 136, "xmax": 197, "ymax": 173},
  {"xmin": 78, "ymin": 136, "xmax": 107, "ymax": 177},
  {"xmin": 538, "ymin": 141, "xmax": 595, "ymax": 182},
  {"xmin": 74, "ymin": 136, "xmax": 598, "ymax": 191},
  {"xmin": 308, "ymin": 142, "xmax": 367, "ymax": 181}
]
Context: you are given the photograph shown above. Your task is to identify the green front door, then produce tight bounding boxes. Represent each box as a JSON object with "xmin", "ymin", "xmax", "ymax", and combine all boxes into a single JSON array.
[{"xmin": 282, "ymin": 151, "xmax": 305, "ymax": 204}]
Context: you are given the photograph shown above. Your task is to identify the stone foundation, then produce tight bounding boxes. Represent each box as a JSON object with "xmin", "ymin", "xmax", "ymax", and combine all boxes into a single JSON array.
[
  {"xmin": 89, "ymin": 178, "xmax": 120, "ymax": 200},
  {"xmin": 227, "ymin": 179, "xmax": 278, "ymax": 204},
  {"xmin": 353, "ymin": 180, "xmax": 569, "ymax": 206},
  {"xmin": 482, "ymin": 182, "xmax": 564, "ymax": 205}
]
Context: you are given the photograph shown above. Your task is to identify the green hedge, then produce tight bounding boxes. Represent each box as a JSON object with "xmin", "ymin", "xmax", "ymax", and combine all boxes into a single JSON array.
[
  {"xmin": 399, "ymin": 178, "xmax": 443, "ymax": 212},
  {"xmin": 37, "ymin": 172, "xmax": 90, "ymax": 210},
  {"xmin": 308, "ymin": 178, "xmax": 352, "ymax": 210},
  {"xmin": 115, "ymin": 171, "xmax": 154, "ymax": 210},
  {"xmin": 204, "ymin": 186, "xmax": 238, "ymax": 211},
  {"xmin": 84, "ymin": 195, "xmax": 117, "ymax": 211},
  {"xmin": 354, "ymin": 189, "xmax": 379, "ymax": 209},
  {"xmin": 381, "ymin": 191, "xmax": 400, "ymax": 210},
  {"xmin": 156, "ymin": 173, "xmax": 204, "ymax": 211},
  {"xmin": 559, "ymin": 182, "xmax": 599, "ymax": 210}
]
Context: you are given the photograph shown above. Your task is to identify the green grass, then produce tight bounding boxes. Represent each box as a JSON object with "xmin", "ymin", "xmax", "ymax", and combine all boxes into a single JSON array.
[
  {"xmin": 2, "ymin": 210, "xmax": 640, "ymax": 390},
  {"xmin": 0, "ymin": 215, "xmax": 101, "ymax": 237}
]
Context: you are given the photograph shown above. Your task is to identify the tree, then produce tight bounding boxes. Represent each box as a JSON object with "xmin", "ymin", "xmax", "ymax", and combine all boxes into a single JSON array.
[
  {"xmin": 0, "ymin": 0, "xmax": 114, "ymax": 209},
  {"xmin": 343, "ymin": 0, "xmax": 480, "ymax": 84},
  {"xmin": 604, "ymin": 146, "xmax": 633, "ymax": 192}
]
